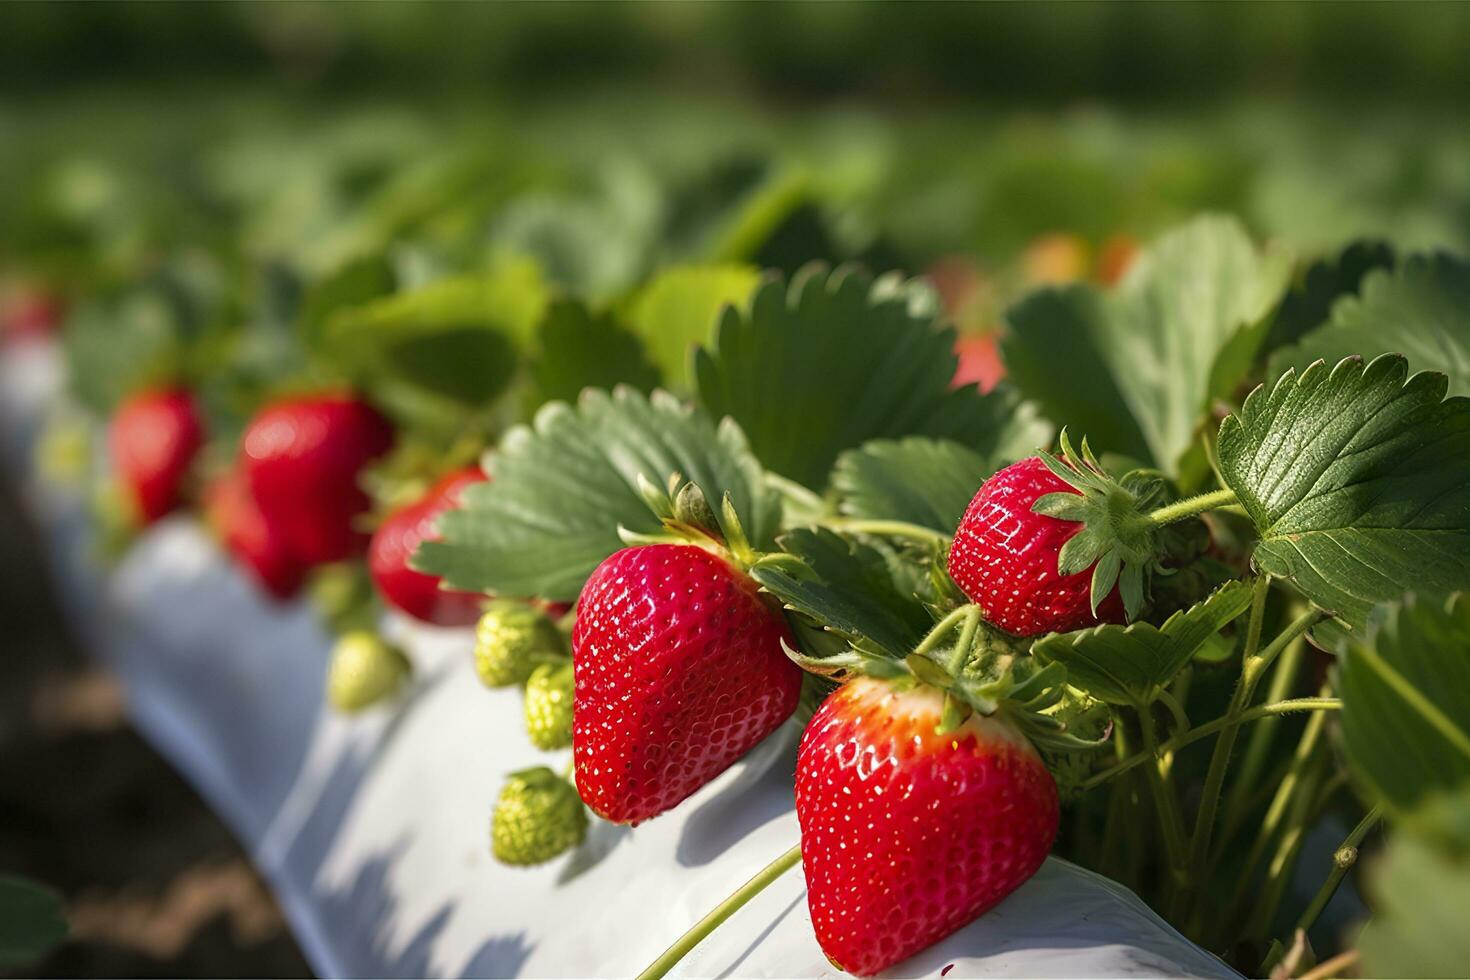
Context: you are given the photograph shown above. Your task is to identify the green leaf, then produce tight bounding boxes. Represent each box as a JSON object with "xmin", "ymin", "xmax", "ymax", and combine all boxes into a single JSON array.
[
  {"xmin": 1340, "ymin": 593, "xmax": 1470, "ymax": 814},
  {"xmin": 299, "ymin": 253, "xmax": 396, "ymax": 356},
  {"xmin": 64, "ymin": 294, "xmax": 181, "ymax": 414},
  {"xmin": 323, "ymin": 255, "xmax": 550, "ymax": 405},
  {"xmin": 704, "ymin": 167, "xmax": 812, "ymax": 264},
  {"xmin": 1032, "ymin": 579, "xmax": 1254, "ymax": 706},
  {"xmin": 0, "ymin": 875, "xmax": 67, "ymax": 967},
  {"xmin": 490, "ymin": 160, "xmax": 661, "ymax": 300},
  {"xmin": 417, "ymin": 387, "xmax": 778, "ymax": 602},
  {"xmin": 832, "ymin": 437, "xmax": 994, "ymax": 533},
  {"xmin": 1359, "ymin": 795, "xmax": 1470, "ymax": 980},
  {"xmin": 494, "ymin": 195, "xmax": 639, "ymax": 297},
  {"xmin": 1217, "ymin": 354, "xmax": 1470, "ymax": 630},
  {"xmin": 750, "ymin": 527, "xmax": 935, "ymax": 659},
  {"xmin": 625, "ymin": 263, "xmax": 761, "ymax": 389},
  {"xmin": 62, "ymin": 261, "xmax": 227, "ymax": 414},
  {"xmin": 1262, "ymin": 239, "xmax": 1395, "ymax": 353},
  {"xmin": 1003, "ymin": 215, "xmax": 1292, "ymax": 474},
  {"xmin": 528, "ymin": 300, "xmax": 661, "ymax": 406},
  {"xmin": 1270, "ymin": 253, "xmax": 1470, "ymax": 395},
  {"xmin": 695, "ymin": 263, "xmax": 1047, "ymax": 490}
]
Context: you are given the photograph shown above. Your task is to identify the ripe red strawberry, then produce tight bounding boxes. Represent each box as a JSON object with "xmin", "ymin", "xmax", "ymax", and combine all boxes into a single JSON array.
[
  {"xmin": 796, "ymin": 676, "xmax": 1059, "ymax": 976},
  {"xmin": 948, "ymin": 456, "xmax": 1126, "ymax": 636},
  {"xmin": 369, "ymin": 466, "xmax": 489, "ymax": 626},
  {"xmin": 108, "ymin": 387, "xmax": 205, "ymax": 525},
  {"xmin": 1096, "ymin": 233, "xmax": 1139, "ymax": 286},
  {"xmin": 571, "ymin": 544, "xmax": 802, "ymax": 824},
  {"xmin": 203, "ymin": 468, "xmax": 306, "ymax": 601},
  {"xmin": 241, "ymin": 394, "xmax": 394, "ymax": 566},
  {"xmin": 950, "ymin": 334, "xmax": 1006, "ymax": 394},
  {"xmin": 2, "ymin": 286, "xmax": 63, "ymax": 342},
  {"xmin": 924, "ymin": 255, "xmax": 985, "ymax": 317}
]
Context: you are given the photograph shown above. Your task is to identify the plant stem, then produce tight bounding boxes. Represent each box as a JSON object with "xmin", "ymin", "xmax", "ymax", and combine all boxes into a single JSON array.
[
  {"xmin": 765, "ymin": 473, "xmax": 828, "ymax": 514},
  {"xmin": 1155, "ymin": 687, "xmax": 1190, "ymax": 746},
  {"xmin": 1248, "ymin": 757, "xmax": 1327, "ymax": 947},
  {"xmin": 636, "ymin": 844, "xmax": 802, "ymax": 980},
  {"xmin": 1156, "ymin": 573, "xmax": 1266, "ymax": 862},
  {"xmin": 1147, "ymin": 487, "xmax": 1240, "ymax": 526},
  {"xmin": 1137, "ymin": 705, "xmax": 1189, "ymax": 902},
  {"xmin": 1215, "ymin": 688, "xmax": 1332, "ymax": 946},
  {"xmin": 914, "ymin": 605, "xmax": 976, "ymax": 657},
  {"xmin": 1297, "ymin": 949, "xmax": 1360, "ymax": 980},
  {"xmin": 1219, "ymin": 630, "xmax": 1306, "ymax": 846},
  {"xmin": 1290, "ymin": 807, "xmax": 1382, "ymax": 942},
  {"xmin": 824, "ymin": 518, "xmax": 950, "ymax": 546},
  {"xmin": 1098, "ymin": 732, "xmax": 1130, "ymax": 883},
  {"xmin": 1183, "ymin": 590, "xmax": 1322, "ymax": 915},
  {"xmin": 947, "ymin": 605, "xmax": 981, "ymax": 675},
  {"xmin": 1078, "ymin": 697, "xmax": 1341, "ymax": 791}
]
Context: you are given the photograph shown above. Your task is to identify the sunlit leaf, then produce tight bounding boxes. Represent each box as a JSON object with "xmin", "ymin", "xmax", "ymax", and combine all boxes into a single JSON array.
[
  {"xmin": 1340, "ymin": 593, "xmax": 1470, "ymax": 813},
  {"xmin": 1270, "ymin": 253, "xmax": 1470, "ymax": 394},
  {"xmin": 417, "ymin": 387, "xmax": 778, "ymax": 602},
  {"xmin": 1032, "ymin": 580, "xmax": 1254, "ymax": 705},
  {"xmin": 1004, "ymin": 215, "xmax": 1292, "ymax": 474},
  {"xmin": 696, "ymin": 263, "xmax": 1047, "ymax": 490},
  {"xmin": 1217, "ymin": 354, "xmax": 1470, "ymax": 629}
]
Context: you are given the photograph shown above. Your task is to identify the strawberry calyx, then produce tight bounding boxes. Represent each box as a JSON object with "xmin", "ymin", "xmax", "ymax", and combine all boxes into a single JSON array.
[
  {"xmin": 1032, "ymin": 429, "xmax": 1174, "ymax": 622},
  {"xmin": 783, "ymin": 601, "xmax": 1107, "ymax": 753},
  {"xmin": 619, "ymin": 473, "xmax": 762, "ymax": 570}
]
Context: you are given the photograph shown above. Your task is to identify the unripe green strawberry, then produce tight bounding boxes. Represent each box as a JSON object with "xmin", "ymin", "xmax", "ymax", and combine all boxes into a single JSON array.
[
  {"xmin": 474, "ymin": 600, "xmax": 565, "ymax": 688},
  {"xmin": 491, "ymin": 767, "xmax": 587, "ymax": 866},
  {"xmin": 91, "ymin": 478, "xmax": 139, "ymax": 559},
  {"xmin": 327, "ymin": 630, "xmax": 411, "ymax": 713},
  {"xmin": 524, "ymin": 662, "xmax": 574, "ymax": 750},
  {"xmin": 34, "ymin": 408, "xmax": 93, "ymax": 487}
]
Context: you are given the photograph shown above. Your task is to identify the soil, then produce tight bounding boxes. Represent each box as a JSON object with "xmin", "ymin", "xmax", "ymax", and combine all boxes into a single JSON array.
[{"xmin": 0, "ymin": 465, "xmax": 313, "ymax": 978}]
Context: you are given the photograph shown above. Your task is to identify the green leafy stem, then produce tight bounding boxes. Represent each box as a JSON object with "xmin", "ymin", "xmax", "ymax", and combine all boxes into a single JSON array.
[
  {"xmin": 636, "ymin": 844, "xmax": 803, "ymax": 980},
  {"xmin": 1181, "ymin": 587, "xmax": 1325, "ymax": 915},
  {"xmin": 1078, "ymin": 696, "xmax": 1341, "ymax": 791},
  {"xmin": 1147, "ymin": 487, "xmax": 1240, "ymax": 526}
]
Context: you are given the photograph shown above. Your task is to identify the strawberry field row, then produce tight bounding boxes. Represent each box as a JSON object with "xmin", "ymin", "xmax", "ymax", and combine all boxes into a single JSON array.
[{"xmin": 4, "ymin": 97, "xmax": 1470, "ymax": 979}]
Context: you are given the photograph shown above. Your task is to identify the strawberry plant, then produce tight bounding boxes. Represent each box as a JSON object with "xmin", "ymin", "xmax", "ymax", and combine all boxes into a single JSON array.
[
  {"xmin": 411, "ymin": 217, "xmax": 1470, "ymax": 975},
  {"xmin": 241, "ymin": 393, "xmax": 396, "ymax": 566},
  {"xmin": 367, "ymin": 465, "xmax": 488, "ymax": 626},
  {"xmin": 18, "ymin": 85, "xmax": 1470, "ymax": 977},
  {"xmin": 107, "ymin": 385, "xmax": 205, "ymax": 526},
  {"xmin": 795, "ymin": 676, "xmax": 1059, "ymax": 975},
  {"xmin": 572, "ymin": 541, "xmax": 802, "ymax": 824}
]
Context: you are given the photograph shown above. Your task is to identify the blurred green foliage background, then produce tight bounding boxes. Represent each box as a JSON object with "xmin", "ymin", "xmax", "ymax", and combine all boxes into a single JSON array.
[
  {"xmin": 6, "ymin": 3, "xmax": 1470, "ymax": 105},
  {"xmin": 6, "ymin": 3, "xmax": 1468, "ymax": 274},
  {"xmin": 5, "ymin": 2, "xmax": 1468, "ymax": 420}
]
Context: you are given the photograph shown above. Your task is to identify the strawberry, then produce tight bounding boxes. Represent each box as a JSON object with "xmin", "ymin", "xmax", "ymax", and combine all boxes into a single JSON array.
[
  {"xmin": 524, "ymin": 662, "xmax": 574, "ymax": 750},
  {"xmin": 241, "ymin": 394, "xmax": 394, "ymax": 566},
  {"xmin": 1022, "ymin": 232, "xmax": 1090, "ymax": 286},
  {"xmin": 108, "ymin": 387, "xmax": 205, "ymax": 526},
  {"xmin": 924, "ymin": 255, "xmax": 985, "ymax": 318},
  {"xmin": 1, "ymin": 286, "xmax": 63, "ymax": 342},
  {"xmin": 950, "ymin": 334, "xmax": 1006, "ymax": 394},
  {"xmin": 326, "ymin": 630, "xmax": 412, "ymax": 713},
  {"xmin": 796, "ymin": 676, "xmax": 1059, "ymax": 976},
  {"xmin": 369, "ymin": 466, "xmax": 489, "ymax": 626},
  {"xmin": 1095, "ymin": 233, "xmax": 1139, "ymax": 286},
  {"xmin": 474, "ymin": 600, "xmax": 567, "ymax": 688},
  {"xmin": 492, "ymin": 767, "xmax": 588, "ymax": 866},
  {"xmin": 203, "ymin": 468, "xmax": 306, "ymax": 601},
  {"xmin": 571, "ymin": 544, "xmax": 802, "ymax": 825},
  {"xmin": 948, "ymin": 455, "xmax": 1127, "ymax": 636}
]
